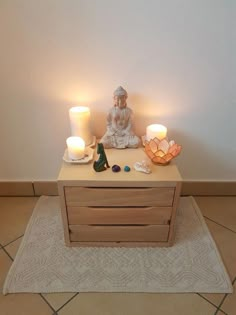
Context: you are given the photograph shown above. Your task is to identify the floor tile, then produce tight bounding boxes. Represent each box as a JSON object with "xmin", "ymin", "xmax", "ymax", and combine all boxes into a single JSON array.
[
  {"xmin": 58, "ymin": 293, "xmax": 216, "ymax": 315},
  {"xmin": 195, "ymin": 197, "xmax": 236, "ymax": 232},
  {"xmin": 205, "ymin": 218, "xmax": 236, "ymax": 281},
  {"xmin": 0, "ymin": 197, "xmax": 39, "ymax": 245},
  {"xmin": 198, "ymin": 293, "xmax": 225, "ymax": 308},
  {"xmin": 5, "ymin": 237, "xmax": 23, "ymax": 259},
  {"xmin": 0, "ymin": 248, "xmax": 53, "ymax": 315},
  {"xmin": 197, "ymin": 218, "xmax": 236, "ymax": 308},
  {"xmin": 42, "ymin": 292, "xmax": 77, "ymax": 311},
  {"xmin": 1, "ymin": 196, "xmax": 235, "ymax": 314},
  {"xmin": 0, "ymin": 249, "xmax": 12, "ymax": 290},
  {"xmin": 221, "ymin": 281, "xmax": 236, "ymax": 314},
  {"xmin": 0, "ymin": 293, "xmax": 54, "ymax": 315}
]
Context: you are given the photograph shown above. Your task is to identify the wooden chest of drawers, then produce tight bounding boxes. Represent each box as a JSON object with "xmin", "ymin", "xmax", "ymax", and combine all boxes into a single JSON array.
[{"xmin": 57, "ymin": 147, "xmax": 182, "ymax": 247}]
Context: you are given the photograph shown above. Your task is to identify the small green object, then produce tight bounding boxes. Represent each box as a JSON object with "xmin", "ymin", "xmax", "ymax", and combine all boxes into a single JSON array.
[
  {"xmin": 93, "ymin": 143, "xmax": 110, "ymax": 172},
  {"xmin": 124, "ymin": 165, "xmax": 131, "ymax": 172}
]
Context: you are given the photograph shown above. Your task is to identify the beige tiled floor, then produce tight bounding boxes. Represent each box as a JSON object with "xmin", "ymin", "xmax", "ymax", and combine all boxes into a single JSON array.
[{"xmin": 0, "ymin": 196, "xmax": 235, "ymax": 315}]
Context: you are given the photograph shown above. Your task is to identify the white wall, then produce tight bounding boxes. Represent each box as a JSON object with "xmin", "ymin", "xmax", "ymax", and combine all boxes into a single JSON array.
[{"xmin": 0, "ymin": 0, "xmax": 235, "ymax": 181}]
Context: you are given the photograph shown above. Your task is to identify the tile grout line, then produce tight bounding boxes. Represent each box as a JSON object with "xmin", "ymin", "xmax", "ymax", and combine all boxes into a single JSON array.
[
  {"xmin": 232, "ymin": 276, "xmax": 236, "ymax": 285},
  {"xmin": 216, "ymin": 293, "xmax": 231, "ymax": 314},
  {"xmin": 32, "ymin": 182, "xmax": 36, "ymax": 196},
  {"xmin": 202, "ymin": 210, "xmax": 235, "ymax": 315},
  {"xmin": 215, "ymin": 276, "xmax": 236, "ymax": 314},
  {"xmin": 1, "ymin": 249, "xmax": 58, "ymax": 315},
  {"xmin": 215, "ymin": 307, "xmax": 229, "ymax": 315},
  {"xmin": 3, "ymin": 225, "xmax": 79, "ymax": 313},
  {"xmin": 39, "ymin": 293, "xmax": 57, "ymax": 313},
  {"xmin": 203, "ymin": 215, "xmax": 236, "ymax": 234},
  {"xmin": 196, "ymin": 293, "xmax": 220, "ymax": 309},
  {"xmin": 214, "ymin": 309, "xmax": 227, "ymax": 315},
  {"xmin": 2, "ymin": 234, "xmax": 24, "ymax": 248},
  {"xmin": 56, "ymin": 293, "xmax": 79, "ymax": 313},
  {"xmin": 2, "ymin": 247, "xmax": 14, "ymax": 261}
]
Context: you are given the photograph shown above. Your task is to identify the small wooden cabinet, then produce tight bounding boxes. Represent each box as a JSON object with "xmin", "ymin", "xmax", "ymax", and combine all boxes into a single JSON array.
[{"xmin": 57, "ymin": 147, "xmax": 182, "ymax": 247}]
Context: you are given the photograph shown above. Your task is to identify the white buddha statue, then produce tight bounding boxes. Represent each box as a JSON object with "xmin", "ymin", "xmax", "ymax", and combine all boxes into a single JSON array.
[{"xmin": 100, "ymin": 86, "xmax": 140, "ymax": 149}]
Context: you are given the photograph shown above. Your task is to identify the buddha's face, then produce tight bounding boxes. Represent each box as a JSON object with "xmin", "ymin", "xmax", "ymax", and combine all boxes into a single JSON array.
[{"xmin": 114, "ymin": 95, "xmax": 127, "ymax": 109}]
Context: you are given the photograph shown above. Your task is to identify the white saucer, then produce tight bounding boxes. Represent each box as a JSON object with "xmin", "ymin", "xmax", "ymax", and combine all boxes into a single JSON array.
[{"xmin": 63, "ymin": 147, "xmax": 94, "ymax": 164}]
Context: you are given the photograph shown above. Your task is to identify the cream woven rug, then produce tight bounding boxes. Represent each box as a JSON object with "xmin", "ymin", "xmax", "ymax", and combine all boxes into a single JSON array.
[{"xmin": 3, "ymin": 196, "xmax": 233, "ymax": 294}]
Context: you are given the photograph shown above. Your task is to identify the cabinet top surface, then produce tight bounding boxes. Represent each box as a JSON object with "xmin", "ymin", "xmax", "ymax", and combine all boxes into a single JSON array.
[{"xmin": 58, "ymin": 147, "xmax": 182, "ymax": 187}]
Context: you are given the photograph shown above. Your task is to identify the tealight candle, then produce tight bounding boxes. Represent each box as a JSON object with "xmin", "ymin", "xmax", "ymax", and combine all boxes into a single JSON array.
[
  {"xmin": 146, "ymin": 124, "xmax": 167, "ymax": 141},
  {"xmin": 69, "ymin": 106, "xmax": 93, "ymax": 146},
  {"xmin": 66, "ymin": 136, "xmax": 85, "ymax": 160}
]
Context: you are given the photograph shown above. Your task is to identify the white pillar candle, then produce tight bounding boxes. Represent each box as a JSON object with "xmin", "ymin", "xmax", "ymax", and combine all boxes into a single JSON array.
[
  {"xmin": 146, "ymin": 124, "xmax": 167, "ymax": 141},
  {"xmin": 66, "ymin": 136, "xmax": 85, "ymax": 160},
  {"xmin": 69, "ymin": 106, "xmax": 93, "ymax": 146}
]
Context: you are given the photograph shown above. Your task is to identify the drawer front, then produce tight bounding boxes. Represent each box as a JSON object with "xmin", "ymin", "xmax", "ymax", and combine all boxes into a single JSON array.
[
  {"xmin": 69, "ymin": 224, "xmax": 169, "ymax": 242},
  {"xmin": 65, "ymin": 187, "xmax": 175, "ymax": 207},
  {"xmin": 67, "ymin": 206, "xmax": 172, "ymax": 225}
]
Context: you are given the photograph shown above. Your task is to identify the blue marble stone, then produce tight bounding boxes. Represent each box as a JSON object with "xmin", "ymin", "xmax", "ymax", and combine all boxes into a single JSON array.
[
  {"xmin": 112, "ymin": 164, "xmax": 121, "ymax": 172},
  {"xmin": 124, "ymin": 165, "xmax": 131, "ymax": 172}
]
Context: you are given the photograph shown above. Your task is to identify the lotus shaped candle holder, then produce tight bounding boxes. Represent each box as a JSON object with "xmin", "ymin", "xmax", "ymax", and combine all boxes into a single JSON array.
[{"xmin": 144, "ymin": 138, "xmax": 182, "ymax": 165}]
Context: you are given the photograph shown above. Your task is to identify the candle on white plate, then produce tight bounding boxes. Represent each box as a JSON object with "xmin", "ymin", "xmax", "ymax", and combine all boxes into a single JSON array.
[
  {"xmin": 69, "ymin": 106, "xmax": 93, "ymax": 146},
  {"xmin": 146, "ymin": 124, "xmax": 167, "ymax": 141},
  {"xmin": 66, "ymin": 136, "xmax": 85, "ymax": 160}
]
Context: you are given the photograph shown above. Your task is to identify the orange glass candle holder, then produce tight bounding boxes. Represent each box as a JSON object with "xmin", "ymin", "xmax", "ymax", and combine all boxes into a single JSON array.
[{"xmin": 144, "ymin": 138, "xmax": 182, "ymax": 165}]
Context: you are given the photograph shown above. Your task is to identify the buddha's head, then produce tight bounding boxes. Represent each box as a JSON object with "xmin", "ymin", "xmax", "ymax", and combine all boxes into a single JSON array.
[{"xmin": 113, "ymin": 86, "xmax": 128, "ymax": 109}]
